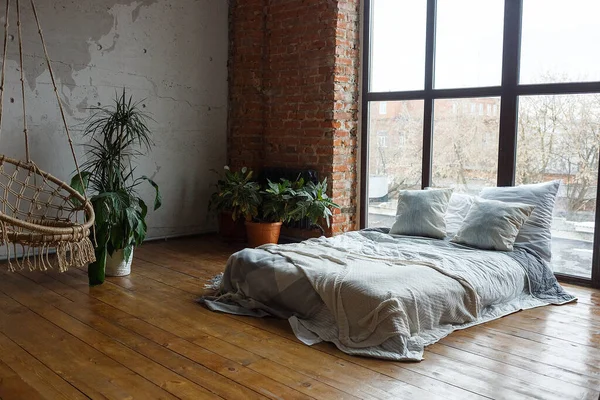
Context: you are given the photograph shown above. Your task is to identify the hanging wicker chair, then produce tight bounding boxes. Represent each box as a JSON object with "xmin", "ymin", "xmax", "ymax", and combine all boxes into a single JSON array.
[{"xmin": 0, "ymin": 0, "xmax": 95, "ymax": 272}]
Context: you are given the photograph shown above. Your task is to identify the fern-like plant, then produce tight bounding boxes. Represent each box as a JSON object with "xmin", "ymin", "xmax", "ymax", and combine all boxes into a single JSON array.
[{"xmin": 71, "ymin": 89, "xmax": 161, "ymax": 286}]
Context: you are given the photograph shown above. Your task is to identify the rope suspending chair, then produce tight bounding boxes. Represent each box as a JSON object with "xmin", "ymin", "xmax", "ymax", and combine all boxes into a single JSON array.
[{"xmin": 0, "ymin": 0, "xmax": 95, "ymax": 272}]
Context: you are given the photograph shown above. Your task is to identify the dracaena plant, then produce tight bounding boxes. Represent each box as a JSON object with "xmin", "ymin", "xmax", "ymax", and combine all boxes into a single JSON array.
[{"xmin": 71, "ymin": 89, "xmax": 162, "ymax": 286}]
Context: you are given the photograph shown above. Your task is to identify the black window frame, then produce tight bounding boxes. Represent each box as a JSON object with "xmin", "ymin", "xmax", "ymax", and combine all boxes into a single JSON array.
[{"xmin": 360, "ymin": 0, "xmax": 600, "ymax": 288}]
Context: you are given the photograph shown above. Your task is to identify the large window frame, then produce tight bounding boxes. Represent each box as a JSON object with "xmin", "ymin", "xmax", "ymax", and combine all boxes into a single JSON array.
[{"xmin": 360, "ymin": 0, "xmax": 600, "ymax": 288}]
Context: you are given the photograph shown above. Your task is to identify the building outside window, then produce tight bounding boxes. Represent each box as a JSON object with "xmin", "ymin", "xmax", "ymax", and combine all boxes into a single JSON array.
[{"xmin": 377, "ymin": 131, "xmax": 388, "ymax": 148}]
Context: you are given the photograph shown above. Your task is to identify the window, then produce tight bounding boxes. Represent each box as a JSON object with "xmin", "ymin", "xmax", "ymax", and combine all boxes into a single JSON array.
[
  {"xmin": 434, "ymin": 0, "xmax": 504, "ymax": 89},
  {"xmin": 370, "ymin": 0, "xmax": 427, "ymax": 92},
  {"xmin": 367, "ymin": 101, "xmax": 424, "ymax": 227},
  {"xmin": 516, "ymin": 94, "xmax": 600, "ymax": 278},
  {"xmin": 520, "ymin": 0, "xmax": 600, "ymax": 84},
  {"xmin": 432, "ymin": 98, "xmax": 500, "ymax": 194},
  {"xmin": 378, "ymin": 102, "xmax": 387, "ymax": 114},
  {"xmin": 363, "ymin": 0, "xmax": 600, "ymax": 287},
  {"xmin": 377, "ymin": 131, "xmax": 388, "ymax": 148},
  {"xmin": 398, "ymin": 132, "xmax": 406, "ymax": 147}
]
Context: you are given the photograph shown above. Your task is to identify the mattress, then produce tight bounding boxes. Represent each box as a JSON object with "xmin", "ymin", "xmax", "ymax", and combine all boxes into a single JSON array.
[{"xmin": 202, "ymin": 229, "xmax": 575, "ymax": 360}]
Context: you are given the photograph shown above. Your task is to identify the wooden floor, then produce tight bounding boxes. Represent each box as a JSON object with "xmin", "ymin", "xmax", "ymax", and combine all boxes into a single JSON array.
[{"xmin": 0, "ymin": 236, "xmax": 598, "ymax": 400}]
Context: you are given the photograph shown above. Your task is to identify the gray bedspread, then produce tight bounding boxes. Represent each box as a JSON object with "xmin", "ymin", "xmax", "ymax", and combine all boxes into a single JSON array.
[{"xmin": 201, "ymin": 229, "xmax": 575, "ymax": 361}]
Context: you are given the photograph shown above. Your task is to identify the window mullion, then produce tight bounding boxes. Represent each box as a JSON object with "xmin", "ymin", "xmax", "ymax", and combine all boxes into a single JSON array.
[
  {"xmin": 359, "ymin": 0, "xmax": 373, "ymax": 229},
  {"xmin": 421, "ymin": 0, "xmax": 437, "ymax": 188},
  {"xmin": 497, "ymin": 0, "xmax": 523, "ymax": 186}
]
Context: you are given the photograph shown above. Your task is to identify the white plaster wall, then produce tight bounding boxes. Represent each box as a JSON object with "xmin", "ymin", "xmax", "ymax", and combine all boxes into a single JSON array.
[{"xmin": 0, "ymin": 0, "xmax": 228, "ymax": 238}]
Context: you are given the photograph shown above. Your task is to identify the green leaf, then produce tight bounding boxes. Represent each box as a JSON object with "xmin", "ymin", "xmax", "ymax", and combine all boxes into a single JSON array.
[
  {"xmin": 69, "ymin": 171, "xmax": 92, "ymax": 207},
  {"xmin": 70, "ymin": 171, "xmax": 91, "ymax": 196},
  {"xmin": 141, "ymin": 176, "xmax": 162, "ymax": 210},
  {"xmin": 123, "ymin": 245, "xmax": 134, "ymax": 262},
  {"xmin": 110, "ymin": 225, "xmax": 124, "ymax": 250},
  {"xmin": 138, "ymin": 198, "xmax": 148, "ymax": 219},
  {"xmin": 125, "ymin": 207, "xmax": 139, "ymax": 231},
  {"xmin": 135, "ymin": 219, "xmax": 147, "ymax": 245}
]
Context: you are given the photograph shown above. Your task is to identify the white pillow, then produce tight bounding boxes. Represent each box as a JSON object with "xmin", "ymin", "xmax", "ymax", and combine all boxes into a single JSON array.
[
  {"xmin": 451, "ymin": 198, "xmax": 535, "ymax": 251},
  {"xmin": 390, "ymin": 188, "xmax": 453, "ymax": 239},
  {"xmin": 445, "ymin": 192, "xmax": 476, "ymax": 237},
  {"xmin": 479, "ymin": 180, "xmax": 560, "ymax": 260}
]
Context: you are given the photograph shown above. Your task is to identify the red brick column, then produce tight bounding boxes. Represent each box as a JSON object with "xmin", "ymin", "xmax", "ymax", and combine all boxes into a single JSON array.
[
  {"xmin": 228, "ymin": 0, "xmax": 360, "ymax": 235},
  {"xmin": 329, "ymin": 0, "xmax": 360, "ymax": 234},
  {"xmin": 228, "ymin": 0, "xmax": 267, "ymax": 170}
]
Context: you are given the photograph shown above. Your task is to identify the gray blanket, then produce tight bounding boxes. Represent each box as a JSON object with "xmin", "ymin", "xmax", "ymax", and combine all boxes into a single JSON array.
[{"xmin": 202, "ymin": 229, "xmax": 575, "ymax": 361}]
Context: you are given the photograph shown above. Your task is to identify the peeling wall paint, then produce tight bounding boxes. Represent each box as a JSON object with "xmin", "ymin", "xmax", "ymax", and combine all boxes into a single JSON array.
[{"xmin": 0, "ymin": 0, "xmax": 228, "ymax": 238}]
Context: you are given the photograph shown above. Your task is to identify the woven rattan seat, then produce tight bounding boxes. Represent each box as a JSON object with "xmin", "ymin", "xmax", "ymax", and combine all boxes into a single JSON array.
[{"xmin": 0, "ymin": 0, "xmax": 95, "ymax": 271}]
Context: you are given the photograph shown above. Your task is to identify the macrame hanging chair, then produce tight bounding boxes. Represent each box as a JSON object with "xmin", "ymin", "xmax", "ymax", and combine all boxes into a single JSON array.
[{"xmin": 0, "ymin": 0, "xmax": 95, "ymax": 272}]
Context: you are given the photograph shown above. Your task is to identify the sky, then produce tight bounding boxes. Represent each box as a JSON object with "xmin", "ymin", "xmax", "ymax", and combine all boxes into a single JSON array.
[{"xmin": 370, "ymin": 0, "xmax": 600, "ymax": 92}]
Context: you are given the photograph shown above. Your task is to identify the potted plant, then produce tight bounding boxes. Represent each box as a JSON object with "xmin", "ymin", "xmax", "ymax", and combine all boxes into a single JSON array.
[
  {"xmin": 245, "ymin": 178, "xmax": 300, "ymax": 247},
  {"xmin": 289, "ymin": 178, "xmax": 340, "ymax": 235},
  {"xmin": 208, "ymin": 166, "xmax": 260, "ymax": 242},
  {"xmin": 71, "ymin": 90, "xmax": 161, "ymax": 286}
]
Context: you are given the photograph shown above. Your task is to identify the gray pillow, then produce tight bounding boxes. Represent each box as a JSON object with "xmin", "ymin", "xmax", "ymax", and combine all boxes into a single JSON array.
[
  {"xmin": 390, "ymin": 189, "xmax": 453, "ymax": 239},
  {"xmin": 451, "ymin": 198, "xmax": 535, "ymax": 251},
  {"xmin": 479, "ymin": 180, "xmax": 560, "ymax": 260},
  {"xmin": 445, "ymin": 192, "xmax": 476, "ymax": 237}
]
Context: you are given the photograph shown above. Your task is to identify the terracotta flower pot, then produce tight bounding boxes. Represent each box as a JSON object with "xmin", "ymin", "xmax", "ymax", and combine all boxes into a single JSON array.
[
  {"xmin": 218, "ymin": 211, "xmax": 247, "ymax": 243},
  {"xmin": 245, "ymin": 221, "xmax": 282, "ymax": 247}
]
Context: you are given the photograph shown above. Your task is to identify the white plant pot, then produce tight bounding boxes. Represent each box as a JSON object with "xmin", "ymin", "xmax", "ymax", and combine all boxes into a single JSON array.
[{"xmin": 105, "ymin": 249, "xmax": 134, "ymax": 277}]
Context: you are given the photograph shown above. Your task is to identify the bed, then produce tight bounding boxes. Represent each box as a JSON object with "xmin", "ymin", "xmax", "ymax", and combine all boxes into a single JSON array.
[
  {"xmin": 201, "ymin": 228, "xmax": 575, "ymax": 361},
  {"xmin": 201, "ymin": 182, "xmax": 576, "ymax": 361}
]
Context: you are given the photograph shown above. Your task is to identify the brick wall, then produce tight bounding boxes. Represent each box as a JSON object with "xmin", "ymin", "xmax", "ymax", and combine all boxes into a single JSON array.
[
  {"xmin": 228, "ymin": 0, "xmax": 267, "ymax": 171},
  {"xmin": 228, "ymin": 0, "xmax": 360, "ymax": 235}
]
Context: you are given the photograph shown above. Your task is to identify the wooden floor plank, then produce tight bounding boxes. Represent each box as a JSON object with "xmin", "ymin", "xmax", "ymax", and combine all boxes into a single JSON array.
[
  {"xmin": 561, "ymin": 284, "xmax": 600, "ymax": 306},
  {"xmin": 0, "ymin": 331, "xmax": 88, "ymax": 400},
  {"xmin": 439, "ymin": 333, "xmax": 600, "ymax": 391},
  {"xmin": 0, "ymin": 291, "xmax": 178, "ymax": 399},
  {"xmin": 450, "ymin": 326, "xmax": 600, "ymax": 381},
  {"xmin": 0, "ymin": 235, "xmax": 596, "ymax": 400},
  {"xmin": 0, "ymin": 361, "xmax": 46, "ymax": 400},
  {"xmin": 426, "ymin": 341, "xmax": 598, "ymax": 400}
]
